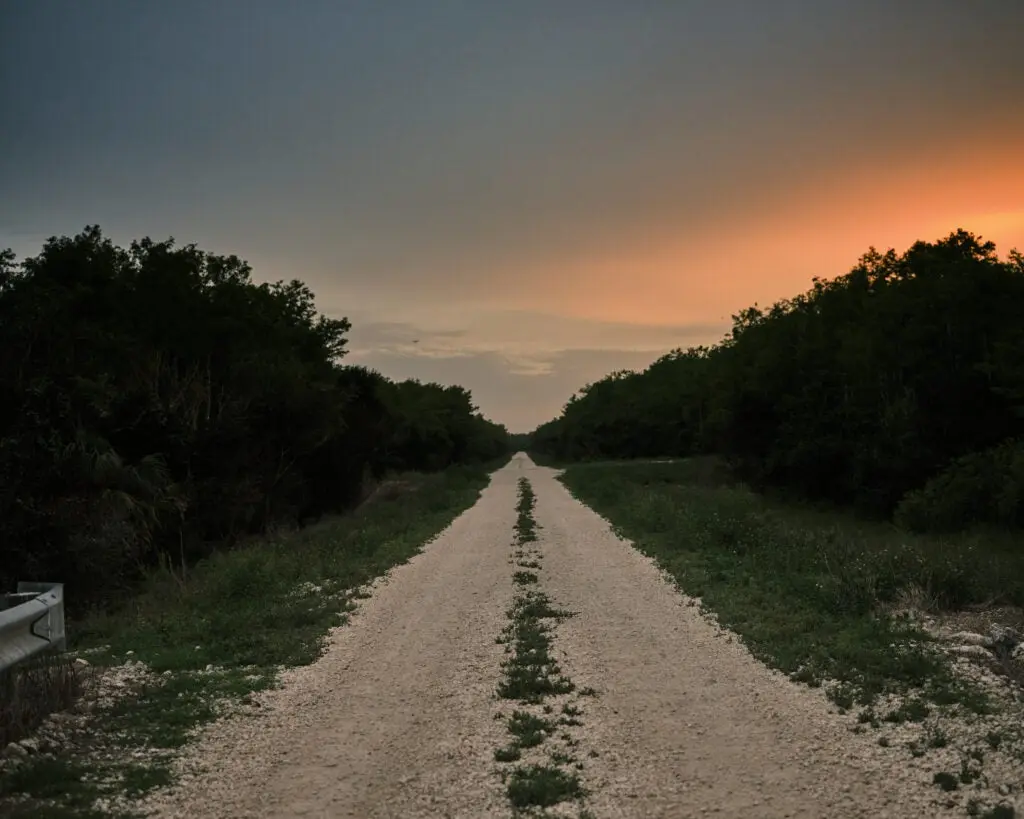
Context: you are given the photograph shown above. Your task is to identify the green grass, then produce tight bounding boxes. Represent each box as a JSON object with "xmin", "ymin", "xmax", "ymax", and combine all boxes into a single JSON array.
[
  {"xmin": 978, "ymin": 807, "xmax": 1016, "ymax": 819},
  {"xmin": 506, "ymin": 764, "xmax": 583, "ymax": 810},
  {"xmin": 498, "ymin": 479, "xmax": 575, "ymax": 704},
  {"xmin": 494, "ymin": 745, "xmax": 522, "ymax": 763},
  {"xmin": 496, "ymin": 592, "xmax": 575, "ymax": 704},
  {"xmin": 515, "ymin": 478, "xmax": 538, "ymax": 543},
  {"xmin": 558, "ymin": 458, "xmax": 1015, "ymax": 711},
  {"xmin": 496, "ymin": 477, "xmax": 589, "ymax": 817},
  {"xmin": 0, "ymin": 465, "xmax": 496, "ymax": 818},
  {"xmin": 507, "ymin": 711, "xmax": 553, "ymax": 749}
]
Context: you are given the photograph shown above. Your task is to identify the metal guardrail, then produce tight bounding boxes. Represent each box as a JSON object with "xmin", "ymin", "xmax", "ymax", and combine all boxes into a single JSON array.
[{"xmin": 0, "ymin": 582, "xmax": 66, "ymax": 673}]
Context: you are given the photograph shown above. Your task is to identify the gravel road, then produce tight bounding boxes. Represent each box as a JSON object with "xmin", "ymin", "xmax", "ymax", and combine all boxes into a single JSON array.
[{"xmin": 140, "ymin": 454, "xmax": 958, "ymax": 818}]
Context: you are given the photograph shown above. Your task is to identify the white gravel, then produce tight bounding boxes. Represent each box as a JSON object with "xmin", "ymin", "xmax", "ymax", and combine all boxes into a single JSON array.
[
  {"xmin": 133, "ymin": 454, "xmax": 1022, "ymax": 818},
  {"xmin": 138, "ymin": 464, "xmax": 519, "ymax": 818}
]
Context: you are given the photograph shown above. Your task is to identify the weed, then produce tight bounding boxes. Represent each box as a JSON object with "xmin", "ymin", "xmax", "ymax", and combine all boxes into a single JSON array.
[
  {"xmin": 122, "ymin": 765, "xmax": 173, "ymax": 796},
  {"xmin": 548, "ymin": 749, "xmax": 575, "ymax": 765},
  {"xmin": 507, "ymin": 711, "xmax": 552, "ymax": 748},
  {"xmin": 923, "ymin": 723, "xmax": 949, "ymax": 748},
  {"xmin": 830, "ymin": 684, "xmax": 856, "ymax": 710},
  {"xmin": 959, "ymin": 757, "xmax": 981, "ymax": 785},
  {"xmin": 515, "ymin": 478, "xmax": 539, "ymax": 544},
  {"xmin": 506, "ymin": 764, "xmax": 583, "ymax": 809},
  {"xmin": 496, "ymin": 593, "xmax": 576, "ymax": 703},
  {"xmin": 495, "ymin": 746, "xmax": 522, "ymax": 763},
  {"xmin": 495, "ymin": 477, "xmax": 589, "ymax": 816},
  {"xmin": 884, "ymin": 699, "xmax": 931, "ymax": 724}
]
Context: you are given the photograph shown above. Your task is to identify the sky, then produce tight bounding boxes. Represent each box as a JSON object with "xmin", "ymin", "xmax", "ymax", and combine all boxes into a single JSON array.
[{"xmin": 2, "ymin": 1, "xmax": 1022, "ymax": 432}]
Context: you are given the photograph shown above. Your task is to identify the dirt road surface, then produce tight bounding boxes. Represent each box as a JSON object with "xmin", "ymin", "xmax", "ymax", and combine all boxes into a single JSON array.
[{"xmin": 141, "ymin": 454, "xmax": 950, "ymax": 818}]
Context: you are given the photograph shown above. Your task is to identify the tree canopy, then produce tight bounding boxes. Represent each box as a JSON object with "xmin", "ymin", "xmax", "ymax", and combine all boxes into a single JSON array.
[
  {"xmin": 0, "ymin": 227, "xmax": 510, "ymax": 598},
  {"xmin": 530, "ymin": 230, "xmax": 1024, "ymax": 528}
]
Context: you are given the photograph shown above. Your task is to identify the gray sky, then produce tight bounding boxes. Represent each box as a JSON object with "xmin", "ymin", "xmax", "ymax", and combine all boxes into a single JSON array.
[{"xmin": 3, "ymin": 1, "xmax": 1023, "ymax": 430}]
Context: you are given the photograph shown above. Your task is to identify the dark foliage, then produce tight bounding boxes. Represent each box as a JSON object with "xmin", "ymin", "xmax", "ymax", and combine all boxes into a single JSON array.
[
  {"xmin": 0, "ymin": 227, "xmax": 510, "ymax": 600},
  {"xmin": 530, "ymin": 230, "xmax": 1024, "ymax": 529}
]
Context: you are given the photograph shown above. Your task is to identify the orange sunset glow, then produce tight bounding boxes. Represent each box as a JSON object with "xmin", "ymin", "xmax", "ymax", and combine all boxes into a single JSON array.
[
  {"xmin": 4, "ymin": 3, "xmax": 1023, "ymax": 430},
  {"xmin": 497, "ymin": 136, "xmax": 1024, "ymax": 329}
]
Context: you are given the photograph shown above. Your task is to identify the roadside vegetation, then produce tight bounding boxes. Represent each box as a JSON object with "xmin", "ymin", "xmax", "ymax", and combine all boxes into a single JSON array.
[
  {"xmin": 561, "ymin": 459, "xmax": 1023, "ymax": 705},
  {"xmin": 528, "ymin": 230, "xmax": 1024, "ymax": 677},
  {"xmin": 0, "ymin": 226, "xmax": 513, "ymax": 816},
  {"xmin": 0, "ymin": 226, "xmax": 511, "ymax": 611},
  {"xmin": 556, "ymin": 458, "xmax": 1024, "ymax": 816},
  {"xmin": 532, "ymin": 230, "xmax": 1024, "ymax": 532},
  {"xmin": 494, "ymin": 478, "xmax": 592, "ymax": 817},
  {"xmin": 0, "ymin": 465, "xmax": 497, "ymax": 818},
  {"xmin": 530, "ymin": 229, "xmax": 1024, "ymax": 816}
]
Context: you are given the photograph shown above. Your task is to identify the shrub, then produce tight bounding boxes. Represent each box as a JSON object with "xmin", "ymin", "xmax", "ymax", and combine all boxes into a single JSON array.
[{"xmin": 895, "ymin": 439, "xmax": 1024, "ymax": 533}]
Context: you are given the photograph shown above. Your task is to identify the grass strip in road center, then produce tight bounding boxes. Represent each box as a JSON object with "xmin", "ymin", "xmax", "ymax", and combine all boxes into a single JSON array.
[{"xmin": 494, "ymin": 477, "xmax": 592, "ymax": 817}]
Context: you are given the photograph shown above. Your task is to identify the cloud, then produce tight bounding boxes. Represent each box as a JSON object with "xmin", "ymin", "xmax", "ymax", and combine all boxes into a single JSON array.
[
  {"xmin": 349, "ymin": 346, "xmax": 665, "ymax": 433},
  {"xmin": 347, "ymin": 310, "xmax": 726, "ymax": 355},
  {"xmin": 345, "ymin": 310, "xmax": 728, "ymax": 411},
  {"xmin": 345, "ymin": 310, "xmax": 724, "ymax": 431}
]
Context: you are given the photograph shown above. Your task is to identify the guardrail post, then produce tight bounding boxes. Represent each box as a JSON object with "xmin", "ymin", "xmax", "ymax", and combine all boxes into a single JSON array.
[{"xmin": 0, "ymin": 582, "xmax": 67, "ymax": 672}]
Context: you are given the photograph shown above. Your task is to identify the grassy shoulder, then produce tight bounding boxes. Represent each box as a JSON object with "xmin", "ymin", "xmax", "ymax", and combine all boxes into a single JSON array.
[
  {"xmin": 558, "ymin": 458, "xmax": 1024, "ymax": 713},
  {"xmin": 0, "ymin": 463, "xmax": 499, "ymax": 819}
]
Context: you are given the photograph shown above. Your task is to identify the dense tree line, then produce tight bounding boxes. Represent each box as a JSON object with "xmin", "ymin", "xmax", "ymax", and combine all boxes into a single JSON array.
[
  {"xmin": 0, "ymin": 227, "xmax": 510, "ymax": 599},
  {"xmin": 530, "ymin": 230, "xmax": 1024, "ymax": 530}
]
